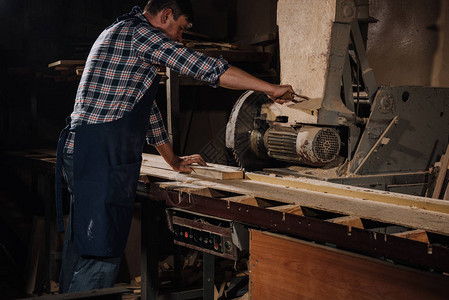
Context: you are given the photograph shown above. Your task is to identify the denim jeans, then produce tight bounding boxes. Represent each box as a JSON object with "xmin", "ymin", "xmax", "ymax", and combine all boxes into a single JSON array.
[{"xmin": 59, "ymin": 153, "xmax": 121, "ymax": 293}]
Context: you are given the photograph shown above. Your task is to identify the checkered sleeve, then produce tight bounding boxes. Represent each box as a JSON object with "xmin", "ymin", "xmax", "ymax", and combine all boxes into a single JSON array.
[
  {"xmin": 133, "ymin": 25, "xmax": 230, "ymax": 88},
  {"xmin": 146, "ymin": 99, "xmax": 170, "ymax": 146}
]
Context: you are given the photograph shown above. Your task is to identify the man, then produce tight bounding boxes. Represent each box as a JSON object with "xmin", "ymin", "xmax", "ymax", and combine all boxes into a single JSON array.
[{"xmin": 56, "ymin": 0, "xmax": 294, "ymax": 293}]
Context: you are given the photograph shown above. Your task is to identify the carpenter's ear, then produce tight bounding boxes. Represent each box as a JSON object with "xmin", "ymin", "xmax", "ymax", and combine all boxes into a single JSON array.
[{"xmin": 160, "ymin": 8, "xmax": 173, "ymax": 24}]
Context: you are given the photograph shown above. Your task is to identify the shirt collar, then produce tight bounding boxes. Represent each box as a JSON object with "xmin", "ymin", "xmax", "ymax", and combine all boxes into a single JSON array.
[
  {"xmin": 114, "ymin": 6, "xmax": 149, "ymax": 25},
  {"xmin": 134, "ymin": 8, "xmax": 150, "ymax": 25}
]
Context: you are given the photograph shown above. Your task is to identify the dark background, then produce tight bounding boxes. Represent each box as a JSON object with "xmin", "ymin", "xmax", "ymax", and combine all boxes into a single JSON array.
[{"xmin": 0, "ymin": 0, "xmax": 448, "ymax": 298}]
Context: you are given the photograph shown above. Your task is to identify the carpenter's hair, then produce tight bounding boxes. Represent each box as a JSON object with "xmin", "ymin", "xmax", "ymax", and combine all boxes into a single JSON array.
[{"xmin": 144, "ymin": 0, "xmax": 194, "ymax": 23}]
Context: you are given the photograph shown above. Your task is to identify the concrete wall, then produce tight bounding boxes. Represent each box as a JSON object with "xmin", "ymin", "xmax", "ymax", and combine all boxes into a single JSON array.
[
  {"xmin": 230, "ymin": 0, "xmax": 449, "ymax": 88},
  {"xmin": 431, "ymin": 0, "xmax": 449, "ymax": 86},
  {"xmin": 367, "ymin": 0, "xmax": 449, "ymax": 87}
]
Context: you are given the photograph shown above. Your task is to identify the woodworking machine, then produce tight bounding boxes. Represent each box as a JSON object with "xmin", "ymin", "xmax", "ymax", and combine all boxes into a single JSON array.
[{"xmin": 226, "ymin": 0, "xmax": 449, "ymax": 195}]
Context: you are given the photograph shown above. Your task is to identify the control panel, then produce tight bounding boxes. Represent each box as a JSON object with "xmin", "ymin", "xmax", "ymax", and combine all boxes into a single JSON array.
[{"xmin": 166, "ymin": 209, "xmax": 241, "ymax": 260}]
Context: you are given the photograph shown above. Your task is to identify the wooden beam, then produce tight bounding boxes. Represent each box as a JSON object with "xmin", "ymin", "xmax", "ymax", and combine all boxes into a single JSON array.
[
  {"xmin": 245, "ymin": 172, "xmax": 449, "ymax": 215},
  {"xmin": 158, "ymin": 182, "xmax": 202, "ymax": 189},
  {"xmin": 140, "ymin": 165, "xmax": 449, "ymax": 236},
  {"xmin": 249, "ymin": 230, "xmax": 449, "ymax": 300},
  {"xmin": 187, "ymin": 165, "xmax": 243, "ymax": 180},
  {"xmin": 142, "ymin": 154, "xmax": 243, "ymax": 180},
  {"xmin": 432, "ymin": 145, "xmax": 449, "ymax": 199},
  {"xmin": 329, "ymin": 216, "xmax": 364, "ymax": 229},
  {"xmin": 145, "ymin": 154, "xmax": 449, "ymax": 211},
  {"xmin": 48, "ymin": 60, "xmax": 86, "ymax": 68},
  {"xmin": 223, "ymin": 195, "xmax": 259, "ymax": 207},
  {"xmin": 444, "ymin": 186, "xmax": 449, "ymax": 200},
  {"xmin": 392, "ymin": 230, "xmax": 430, "ymax": 244},
  {"xmin": 75, "ymin": 67, "xmax": 84, "ymax": 76},
  {"xmin": 268, "ymin": 204, "xmax": 304, "ymax": 216}
]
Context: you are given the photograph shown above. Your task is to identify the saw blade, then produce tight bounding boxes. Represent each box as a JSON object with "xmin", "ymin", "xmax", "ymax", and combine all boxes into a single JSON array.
[{"xmin": 226, "ymin": 91, "xmax": 283, "ymax": 171}]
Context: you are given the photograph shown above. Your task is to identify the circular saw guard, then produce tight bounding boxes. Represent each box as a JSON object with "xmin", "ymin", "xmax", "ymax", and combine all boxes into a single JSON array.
[{"xmin": 225, "ymin": 90, "xmax": 281, "ymax": 171}]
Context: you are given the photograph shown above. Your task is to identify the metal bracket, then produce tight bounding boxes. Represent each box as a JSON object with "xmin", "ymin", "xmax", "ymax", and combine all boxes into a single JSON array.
[{"xmin": 336, "ymin": 0, "xmax": 357, "ymax": 23}]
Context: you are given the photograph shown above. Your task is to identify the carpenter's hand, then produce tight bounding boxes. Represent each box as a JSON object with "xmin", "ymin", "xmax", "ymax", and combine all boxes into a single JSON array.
[
  {"xmin": 170, "ymin": 154, "xmax": 207, "ymax": 173},
  {"xmin": 267, "ymin": 84, "xmax": 295, "ymax": 104}
]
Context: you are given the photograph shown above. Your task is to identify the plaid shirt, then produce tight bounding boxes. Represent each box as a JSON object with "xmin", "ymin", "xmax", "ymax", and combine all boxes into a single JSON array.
[{"xmin": 64, "ymin": 6, "xmax": 230, "ymax": 153}]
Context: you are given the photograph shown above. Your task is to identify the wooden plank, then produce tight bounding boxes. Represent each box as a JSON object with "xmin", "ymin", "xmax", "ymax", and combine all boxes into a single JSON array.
[
  {"xmin": 142, "ymin": 154, "xmax": 243, "ymax": 180},
  {"xmin": 444, "ymin": 185, "xmax": 449, "ymax": 200},
  {"xmin": 434, "ymin": 161, "xmax": 449, "ymax": 169},
  {"xmin": 329, "ymin": 216, "xmax": 364, "ymax": 229},
  {"xmin": 392, "ymin": 230, "xmax": 430, "ymax": 244},
  {"xmin": 268, "ymin": 204, "xmax": 304, "ymax": 216},
  {"xmin": 245, "ymin": 172, "xmax": 449, "ymax": 215},
  {"xmin": 75, "ymin": 67, "xmax": 84, "ymax": 76},
  {"xmin": 158, "ymin": 182, "xmax": 201, "ymax": 189},
  {"xmin": 141, "ymin": 165, "xmax": 199, "ymax": 182},
  {"xmin": 48, "ymin": 60, "xmax": 86, "ymax": 68},
  {"xmin": 249, "ymin": 230, "xmax": 449, "ymax": 300},
  {"xmin": 222, "ymin": 195, "xmax": 259, "ymax": 206},
  {"xmin": 353, "ymin": 116, "xmax": 399, "ymax": 174},
  {"xmin": 188, "ymin": 165, "xmax": 243, "ymax": 180},
  {"xmin": 432, "ymin": 145, "xmax": 449, "ymax": 199},
  {"xmin": 140, "ymin": 165, "xmax": 449, "ymax": 236}
]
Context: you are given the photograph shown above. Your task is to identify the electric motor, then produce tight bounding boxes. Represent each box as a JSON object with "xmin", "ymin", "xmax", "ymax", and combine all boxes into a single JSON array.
[{"xmin": 264, "ymin": 126, "xmax": 341, "ymax": 166}]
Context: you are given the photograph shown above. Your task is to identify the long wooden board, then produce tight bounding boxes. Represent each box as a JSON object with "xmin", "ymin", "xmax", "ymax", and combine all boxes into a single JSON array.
[
  {"xmin": 140, "ymin": 164, "xmax": 449, "ymax": 236},
  {"xmin": 143, "ymin": 154, "xmax": 449, "ymax": 215},
  {"xmin": 245, "ymin": 172, "xmax": 449, "ymax": 214},
  {"xmin": 249, "ymin": 230, "xmax": 449, "ymax": 300},
  {"xmin": 48, "ymin": 60, "xmax": 86, "ymax": 68},
  {"xmin": 142, "ymin": 153, "xmax": 243, "ymax": 180},
  {"xmin": 432, "ymin": 145, "xmax": 449, "ymax": 198}
]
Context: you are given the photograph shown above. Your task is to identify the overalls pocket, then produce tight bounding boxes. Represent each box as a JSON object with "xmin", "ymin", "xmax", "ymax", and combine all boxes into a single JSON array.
[
  {"xmin": 102, "ymin": 161, "xmax": 142, "ymax": 255},
  {"xmin": 106, "ymin": 161, "xmax": 142, "ymax": 208}
]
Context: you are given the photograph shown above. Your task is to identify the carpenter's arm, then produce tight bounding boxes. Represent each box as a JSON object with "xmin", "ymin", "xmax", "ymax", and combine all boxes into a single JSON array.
[
  {"xmin": 155, "ymin": 142, "xmax": 206, "ymax": 173},
  {"xmin": 134, "ymin": 27, "xmax": 294, "ymax": 102},
  {"xmin": 218, "ymin": 66, "xmax": 294, "ymax": 103}
]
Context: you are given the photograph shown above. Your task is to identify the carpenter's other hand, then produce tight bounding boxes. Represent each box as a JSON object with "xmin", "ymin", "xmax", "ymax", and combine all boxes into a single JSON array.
[
  {"xmin": 267, "ymin": 84, "xmax": 294, "ymax": 104},
  {"xmin": 171, "ymin": 154, "xmax": 207, "ymax": 173}
]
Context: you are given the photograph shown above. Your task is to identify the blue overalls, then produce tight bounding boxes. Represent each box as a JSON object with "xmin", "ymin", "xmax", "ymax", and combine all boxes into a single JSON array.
[{"xmin": 55, "ymin": 8, "xmax": 161, "ymax": 292}]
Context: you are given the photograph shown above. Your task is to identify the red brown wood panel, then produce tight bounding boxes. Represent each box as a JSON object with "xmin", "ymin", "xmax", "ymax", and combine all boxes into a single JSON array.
[{"xmin": 249, "ymin": 230, "xmax": 449, "ymax": 300}]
